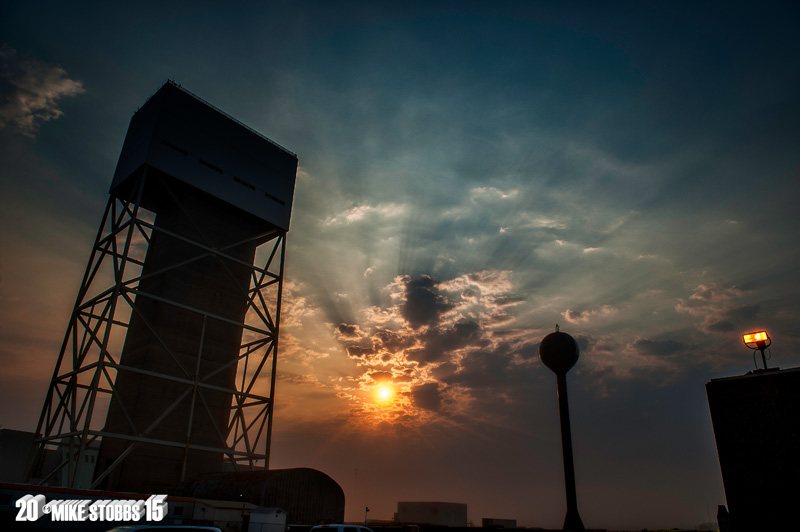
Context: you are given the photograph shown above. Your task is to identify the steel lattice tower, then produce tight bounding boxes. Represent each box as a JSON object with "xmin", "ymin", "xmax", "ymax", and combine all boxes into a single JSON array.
[{"xmin": 25, "ymin": 81, "xmax": 297, "ymax": 493}]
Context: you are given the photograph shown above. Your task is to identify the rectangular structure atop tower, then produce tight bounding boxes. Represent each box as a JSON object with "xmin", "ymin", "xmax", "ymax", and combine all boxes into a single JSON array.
[{"xmin": 111, "ymin": 81, "xmax": 297, "ymax": 230}]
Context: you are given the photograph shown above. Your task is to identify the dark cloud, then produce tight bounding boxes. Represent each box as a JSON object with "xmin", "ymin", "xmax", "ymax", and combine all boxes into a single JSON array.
[
  {"xmin": 337, "ymin": 323, "xmax": 360, "ymax": 338},
  {"xmin": 346, "ymin": 345, "xmax": 375, "ymax": 358},
  {"xmin": 406, "ymin": 320, "xmax": 484, "ymax": 365},
  {"xmin": 331, "ymin": 271, "xmax": 541, "ymax": 413},
  {"xmin": 400, "ymin": 275, "xmax": 454, "ymax": 328},
  {"xmin": 431, "ymin": 361, "xmax": 459, "ymax": 381},
  {"xmin": 516, "ymin": 340, "xmax": 540, "ymax": 360},
  {"xmin": 722, "ymin": 304, "xmax": 760, "ymax": 322},
  {"xmin": 705, "ymin": 305, "xmax": 760, "ymax": 332},
  {"xmin": 443, "ymin": 344, "xmax": 515, "ymax": 390},
  {"xmin": 706, "ymin": 320, "xmax": 736, "ymax": 332},
  {"xmin": 574, "ymin": 335, "xmax": 593, "ymax": 354},
  {"xmin": 366, "ymin": 370, "xmax": 392, "ymax": 383},
  {"xmin": 374, "ymin": 329, "xmax": 416, "ymax": 352},
  {"xmin": 689, "ymin": 283, "xmax": 747, "ymax": 302},
  {"xmin": 631, "ymin": 338, "xmax": 685, "ymax": 357},
  {"xmin": 676, "ymin": 285, "xmax": 761, "ymax": 335},
  {"xmin": 410, "ymin": 382, "xmax": 442, "ymax": 411}
]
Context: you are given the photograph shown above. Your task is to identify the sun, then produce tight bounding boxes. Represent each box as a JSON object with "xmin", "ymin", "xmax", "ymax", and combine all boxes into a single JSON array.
[{"xmin": 374, "ymin": 384, "xmax": 395, "ymax": 404}]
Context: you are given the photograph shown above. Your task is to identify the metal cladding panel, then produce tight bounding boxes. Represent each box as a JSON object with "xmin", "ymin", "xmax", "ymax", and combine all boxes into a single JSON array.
[{"xmin": 111, "ymin": 82, "xmax": 297, "ymax": 230}]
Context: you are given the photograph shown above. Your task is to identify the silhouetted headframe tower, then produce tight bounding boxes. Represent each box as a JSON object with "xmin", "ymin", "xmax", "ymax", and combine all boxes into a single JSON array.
[{"xmin": 26, "ymin": 81, "xmax": 297, "ymax": 493}]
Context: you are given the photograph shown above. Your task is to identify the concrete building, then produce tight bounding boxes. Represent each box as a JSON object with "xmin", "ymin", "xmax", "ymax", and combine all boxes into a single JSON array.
[
  {"xmin": 481, "ymin": 518, "xmax": 517, "ymax": 528},
  {"xmin": 248, "ymin": 507, "xmax": 288, "ymax": 532},
  {"xmin": 395, "ymin": 502, "xmax": 468, "ymax": 527},
  {"xmin": 177, "ymin": 467, "xmax": 345, "ymax": 525},
  {"xmin": 0, "ymin": 429, "xmax": 34, "ymax": 483}
]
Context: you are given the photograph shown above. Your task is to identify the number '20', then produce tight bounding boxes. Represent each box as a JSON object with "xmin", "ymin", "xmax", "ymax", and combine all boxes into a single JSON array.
[{"xmin": 15, "ymin": 494, "xmax": 46, "ymax": 522}]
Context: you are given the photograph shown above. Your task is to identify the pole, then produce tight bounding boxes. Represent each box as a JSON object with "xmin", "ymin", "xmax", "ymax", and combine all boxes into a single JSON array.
[{"xmin": 556, "ymin": 373, "xmax": 585, "ymax": 532}]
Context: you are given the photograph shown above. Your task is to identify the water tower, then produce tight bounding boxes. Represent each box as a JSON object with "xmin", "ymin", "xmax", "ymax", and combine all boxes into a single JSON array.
[{"xmin": 25, "ymin": 81, "xmax": 297, "ymax": 493}]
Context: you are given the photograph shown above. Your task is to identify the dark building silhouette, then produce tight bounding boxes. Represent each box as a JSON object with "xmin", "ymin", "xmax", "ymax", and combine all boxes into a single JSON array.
[
  {"xmin": 27, "ymin": 81, "xmax": 297, "ymax": 494},
  {"xmin": 0, "ymin": 429, "xmax": 35, "ymax": 483},
  {"xmin": 481, "ymin": 518, "xmax": 517, "ymax": 528},
  {"xmin": 177, "ymin": 467, "xmax": 345, "ymax": 525},
  {"xmin": 706, "ymin": 367, "xmax": 800, "ymax": 531},
  {"xmin": 394, "ymin": 502, "xmax": 469, "ymax": 527}
]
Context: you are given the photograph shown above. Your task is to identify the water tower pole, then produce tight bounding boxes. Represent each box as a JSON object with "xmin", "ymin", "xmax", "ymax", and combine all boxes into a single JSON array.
[{"xmin": 540, "ymin": 325, "xmax": 585, "ymax": 532}]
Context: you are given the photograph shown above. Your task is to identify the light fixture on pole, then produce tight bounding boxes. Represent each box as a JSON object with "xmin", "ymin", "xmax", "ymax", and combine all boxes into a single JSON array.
[{"xmin": 742, "ymin": 330, "xmax": 771, "ymax": 370}]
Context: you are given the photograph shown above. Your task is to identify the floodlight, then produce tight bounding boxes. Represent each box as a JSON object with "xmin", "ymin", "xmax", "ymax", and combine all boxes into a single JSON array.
[
  {"xmin": 743, "ymin": 331, "xmax": 770, "ymax": 348},
  {"xmin": 742, "ymin": 330, "xmax": 771, "ymax": 369}
]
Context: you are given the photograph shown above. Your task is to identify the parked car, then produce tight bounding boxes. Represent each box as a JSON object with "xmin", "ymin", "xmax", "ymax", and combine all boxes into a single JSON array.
[
  {"xmin": 106, "ymin": 527, "xmax": 222, "ymax": 532},
  {"xmin": 310, "ymin": 525, "xmax": 374, "ymax": 532}
]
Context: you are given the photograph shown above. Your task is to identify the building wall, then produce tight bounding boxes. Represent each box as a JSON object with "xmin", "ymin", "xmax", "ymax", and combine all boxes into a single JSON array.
[
  {"xmin": 395, "ymin": 502, "xmax": 468, "ymax": 527},
  {"xmin": 707, "ymin": 367, "xmax": 800, "ymax": 531},
  {"xmin": 177, "ymin": 467, "xmax": 345, "ymax": 525},
  {"xmin": 0, "ymin": 429, "xmax": 34, "ymax": 483},
  {"xmin": 481, "ymin": 518, "xmax": 516, "ymax": 528}
]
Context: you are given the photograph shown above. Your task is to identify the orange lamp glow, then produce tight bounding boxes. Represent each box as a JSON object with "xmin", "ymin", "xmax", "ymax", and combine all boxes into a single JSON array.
[
  {"xmin": 743, "ymin": 330, "xmax": 770, "ymax": 348},
  {"xmin": 742, "ymin": 330, "xmax": 772, "ymax": 370}
]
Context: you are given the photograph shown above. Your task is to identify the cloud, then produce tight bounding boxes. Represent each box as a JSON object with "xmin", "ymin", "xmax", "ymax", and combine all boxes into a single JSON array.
[
  {"xmin": 406, "ymin": 320, "xmax": 484, "ymax": 365},
  {"xmin": 573, "ymin": 333, "xmax": 694, "ymax": 394},
  {"xmin": 470, "ymin": 186, "xmax": 519, "ymax": 201},
  {"xmin": 322, "ymin": 202, "xmax": 406, "ymax": 225},
  {"xmin": 675, "ymin": 283, "xmax": 757, "ymax": 334},
  {"xmin": 0, "ymin": 44, "xmax": 85, "ymax": 138},
  {"xmin": 704, "ymin": 304, "xmax": 760, "ymax": 332},
  {"xmin": 562, "ymin": 304, "xmax": 618, "ymax": 324},
  {"xmin": 522, "ymin": 217, "xmax": 568, "ymax": 230},
  {"xmin": 336, "ymin": 323, "xmax": 362, "ymax": 339},
  {"xmin": 688, "ymin": 283, "xmax": 747, "ymax": 302},
  {"xmin": 438, "ymin": 270, "xmax": 515, "ymax": 298},
  {"xmin": 346, "ymin": 344, "xmax": 376, "ymax": 358},
  {"xmin": 438, "ymin": 270, "xmax": 520, "ymax": 326},
  {"xmin": 278, "ymin": 372, "xmax": 325, "ymax": 386},
  {"xmin": 410, "ymin": 382, "xmax": 442, "ymax": 411},
  {"xmin": 328, "ymin": 271, "xmax": 538, "ymax": 428},
  {"xmin": 630, "ymin": 338, "xmax": 686, "ymax": 357},
  {"xmin": 400, "ymin": 275, "xmax": 454, "ymax": 329}
]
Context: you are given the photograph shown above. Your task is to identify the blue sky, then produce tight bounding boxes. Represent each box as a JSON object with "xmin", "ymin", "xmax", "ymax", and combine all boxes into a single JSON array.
[{"xmin": 2, "ymin": 2, "xmax": 799, "ymax": 530}]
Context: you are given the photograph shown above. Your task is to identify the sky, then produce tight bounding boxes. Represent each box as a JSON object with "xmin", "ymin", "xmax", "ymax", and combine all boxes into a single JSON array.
[{"xmin": 1, "ymin": 1, "xmax": 800, "ymax": 530}]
